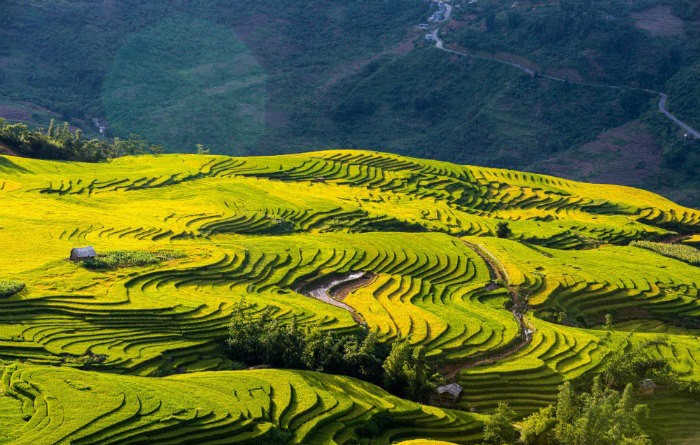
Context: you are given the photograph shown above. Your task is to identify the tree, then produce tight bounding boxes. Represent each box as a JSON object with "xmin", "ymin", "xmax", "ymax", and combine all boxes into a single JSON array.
[
  {"xmin": 227, "ymin": 301, "xmax": 389, "ymax": 386},
  {"xmin": 485, "ymin": 13, "xmax": 496, "ymax": 32},
  {"xmin": 47, "ymin": 119, "xmax": 55, "ymax": 138},
  {"xmin": 483, "ymin": 402, "xmax": 519, "ymax": 444},
  {"xmin": 382, "ymin": 339, "xmax": 443, "ymax": 403},
  {"xmin": 603, "ymin": 313, "xmax": 613, "ymax": 330},
  {"xmin": 196, "ymin": 144, "xmax": 210, "ymax": 154},
  {"xmin": 520, "ymin": 378, "xmax": 652, "ymax": 445},
  {"xmin": 0, "ymin": 119, "xmax": 163, "ymax": 162},
  {"xmin": 60, "ymin": 121, "xmax": 70, "ymax": 139},
  {"xmin": 507, "ymin": 10, "xmax": 521, "ymax": 29},
  {"xmin": 496, "ymin": 221, "xmax": 512, "ymax": 238},
  {"xmin": 520, "ymin": 406, "xmax": 556, "ymax": 445},
  {"xmin": 602, "ymin": 338, "xmax": 670, "ymax": 390}
]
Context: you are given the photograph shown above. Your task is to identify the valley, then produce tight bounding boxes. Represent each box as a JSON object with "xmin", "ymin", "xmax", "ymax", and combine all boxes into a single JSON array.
[{"xmin": 2, "ymin": 1, "xmax": 700, "ymax": 442}]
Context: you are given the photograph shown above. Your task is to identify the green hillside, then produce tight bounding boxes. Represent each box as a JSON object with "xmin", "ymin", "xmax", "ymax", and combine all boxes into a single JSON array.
[
  {"xmin": 0, "ymin": 150, "xmax": 699, "ymax": 443},
  {"xmin": 2, "ymin": 0, "xmax": 700, "ymax": 205}
]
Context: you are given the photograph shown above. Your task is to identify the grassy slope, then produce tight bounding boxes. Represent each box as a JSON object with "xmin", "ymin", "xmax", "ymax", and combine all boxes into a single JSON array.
[{"xmin": 0, "ymin": 150, "xmax": 699, "ymax": 443}]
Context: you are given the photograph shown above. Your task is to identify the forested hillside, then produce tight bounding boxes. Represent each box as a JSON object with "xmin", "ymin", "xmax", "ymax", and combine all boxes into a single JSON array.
[{"xmin": 1, "ymin": 0, "xmax": 699, "ymax": 205}]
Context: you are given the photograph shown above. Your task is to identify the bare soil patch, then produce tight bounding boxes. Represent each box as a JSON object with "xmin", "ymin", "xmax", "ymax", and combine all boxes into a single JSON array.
[
  {"xmin": 302, "ymin": 271, "xmax": 375, "ymax": 324},
  {"xmin": 0, "ymin": 142, "xmax": 19, "ymax": 156},
  {"xmin": 531, "ymin": 121, "xmax": 670, "ymax": 187},
  {"xmin": 446, "ymin": 19, "xmax": 470, "ymax": 30},
  {"xmin": 632, "ymin": 6, "xmax": 684, "ymax": 37},
  {"xmin": 658, "ymin": 234, "xmax": 691, "ymax": 244}
]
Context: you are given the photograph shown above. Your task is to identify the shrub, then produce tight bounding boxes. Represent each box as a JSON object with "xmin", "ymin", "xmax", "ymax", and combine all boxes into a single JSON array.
[
  {"xmin": 382, "ymin": 340, "xmax": 443, "ymax": 404},
  {"xmin": 0, "ymin": 280, "xmax": 24, "ymax": 298},
  {"xmin": 227, "ymin": 301, "xmax": 389, "ymax": 385},
  {"xmin": 81, "ymin": 250, "xmax": 185, "ymax": 270},
  {"xmin": 0, "ymin": 119, "xmax": 164, "ymax": 162},
  {"xmin": 496, "ymin": 221, "xmax": 513, "ymax": 238},
  {"xmin": 226, "ymin": 301, "xmax": 441, "ymax": 402}
]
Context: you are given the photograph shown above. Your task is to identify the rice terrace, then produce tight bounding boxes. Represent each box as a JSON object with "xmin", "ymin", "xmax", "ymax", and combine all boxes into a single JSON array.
[{"xmin": 0, "ymin": 149, "xmax": 697, "ymax": 444}]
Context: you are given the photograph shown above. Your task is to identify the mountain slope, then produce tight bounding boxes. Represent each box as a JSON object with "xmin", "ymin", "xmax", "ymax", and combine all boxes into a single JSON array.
[
  {"xmin": 2, "ymin": 0, "xmax": 700, "ymax": 206},
  {"xmin": 0, "ymin": 150, "xmax": 699, "ymax": 443}
]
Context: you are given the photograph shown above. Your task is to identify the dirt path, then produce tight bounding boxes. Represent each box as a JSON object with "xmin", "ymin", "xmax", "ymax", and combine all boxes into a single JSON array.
[
  {"xmin": 439, "ymin": 240, "xmax": 533, "ymax": 382},
  {"xmin": 300, "ymin": 243, "xmax": 532, "ymax": 380},
  {"xmin": 429, "ymin": 24, "xmax": 700, "ymax": 139}
]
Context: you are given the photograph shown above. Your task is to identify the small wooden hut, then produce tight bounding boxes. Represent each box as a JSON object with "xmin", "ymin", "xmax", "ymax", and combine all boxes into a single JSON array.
[{"xmin": 70, "ymin": 246, "xmax": 97, "ymax": 261}]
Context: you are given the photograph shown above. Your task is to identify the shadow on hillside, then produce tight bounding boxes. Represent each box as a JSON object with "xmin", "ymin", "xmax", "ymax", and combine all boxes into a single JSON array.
[{"xmin": 0, "ymin": 156, "xmax": 30, "ymax": 173}]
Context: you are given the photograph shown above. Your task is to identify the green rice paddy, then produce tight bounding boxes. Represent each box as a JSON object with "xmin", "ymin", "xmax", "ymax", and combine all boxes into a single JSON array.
[{"xmin": 0, "ymin": 150, "xmax": 698, "ymax": 443}]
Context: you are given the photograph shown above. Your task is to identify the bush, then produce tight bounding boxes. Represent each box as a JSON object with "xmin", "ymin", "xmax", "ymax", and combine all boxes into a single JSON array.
[
  {"xmin": 496, "ymin": 221, "xmax": 513, "ymax": 238},
  {"xmin": 601, "ymin": 338, "xmax": 671, "ymax": 390},
  {"xmin": 81, "ymin": 250, "xmax": 185, "ymax": 269},
  {"xmin": 0, "ymin": 280, "xmax": 24, "ymax": 298},
  {"xmin": 0, "ymin": 118, "xmax": 164, "ymax": 162},
  {"xmin": 382, "ymin": 340, "xmax": 443, "ymax": 404},
  {"xmin": 227, "ymin": 301, "xmax": 389, "ymax": 385}
]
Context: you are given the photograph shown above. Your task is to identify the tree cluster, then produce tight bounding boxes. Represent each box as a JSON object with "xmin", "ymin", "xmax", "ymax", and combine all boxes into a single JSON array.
[
  {"xmin": 519, "ymin": 378, "xmax": 651, "ymax": 445},
  {"xmin": 226, "ymin": 301, "xmax": 442, "ymax": 403},
  {"xmin": 484, "ymin": 378, "xmax": 652, "ymax": 445},
  {"xmin": 0, "ymin": 118, "xmax": 164, "ymax": 162},
  {"xmin": 601, "ymin": 338, "xmax": 671, "ymax": 390}
]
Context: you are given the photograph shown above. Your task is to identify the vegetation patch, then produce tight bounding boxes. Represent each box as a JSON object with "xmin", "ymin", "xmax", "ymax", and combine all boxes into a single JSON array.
[
  {"xmin": 227, "ymin": 302, "xmax": 442, "ymax": 403},
  {"xmin": 518, "ymin": 378, "xmax": 651, "ymax": 445},
  {"xmin": 102, "ymin": 16, "xmax": 268, "ymax": 154},
  {"xmin": 631, "ymin": 240, "xmax": 700, "ymax": 265},
  {"xmin": 81, "ymin": 250, "xmax": 185, "ymax": 270},
  {"xmin": 0, "ymin": 118, "xmax": 164, "ymax": 162},
  {"xmin": 0, "ymin": 280, "xmax": 24, "ymax": 298}
]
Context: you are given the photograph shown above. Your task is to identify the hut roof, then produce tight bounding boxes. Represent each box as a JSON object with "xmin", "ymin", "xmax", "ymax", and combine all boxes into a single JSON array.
[
  {"xmin": 640, "ymin": 379, "xmax": 657, "ymax": 389},
  {"xmin": 71, "ymin": 246, "xmax": 97, "ymax": 259},
  {"xmin": 437, "ymin": 383, "xmax": 463, "ymax": 398}
]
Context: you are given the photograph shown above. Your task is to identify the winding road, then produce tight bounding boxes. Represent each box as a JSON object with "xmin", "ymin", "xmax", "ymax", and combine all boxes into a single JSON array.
[
  {"xmin": 429, "ymin": 15, "xmax": 700, "ymax": 139},
  {"xmin": 658, "ymin": 93, "xmax": 700, "ymax": 138}
]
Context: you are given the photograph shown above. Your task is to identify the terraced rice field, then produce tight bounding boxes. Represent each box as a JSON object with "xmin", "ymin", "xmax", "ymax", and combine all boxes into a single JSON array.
[
  {"xmin": 0, "ymin": 150, "xmax": 699, "ymax": 443},
  {"xmin": 0, "ymin": 364, "xmax": 484, "ymax": 444}
]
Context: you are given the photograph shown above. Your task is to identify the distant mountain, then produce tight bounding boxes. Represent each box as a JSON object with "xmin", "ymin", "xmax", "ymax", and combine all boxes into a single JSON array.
[{"xmin": 1, "ymin": 0, "xmax": 699, "ymax": 204}]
